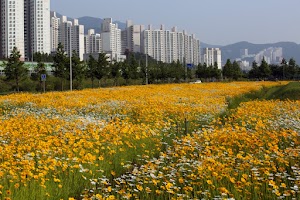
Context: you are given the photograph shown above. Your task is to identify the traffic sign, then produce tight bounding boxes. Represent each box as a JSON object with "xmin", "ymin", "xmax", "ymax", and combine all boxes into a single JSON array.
[
  {"xmin": 41, "ymin": 74, "xmax": 46, "ymax": 81},
  {"xmin": 187, "ymin": 63, "xmax": 193, "ymax": 68}
]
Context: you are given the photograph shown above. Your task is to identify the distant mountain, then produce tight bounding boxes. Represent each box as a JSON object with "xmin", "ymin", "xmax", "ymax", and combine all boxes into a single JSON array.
[
  {"xmin": 220, "ymin": 41, "xmax": 300, "ymax": 64},
  {"xmin": 51, "ymin": 11, "xmax": 126, "ymax": 34},
  {"xmin": 77, "ymin": 16, "xmax": 126, "ymax": 33},
  {"xmin": 77, "ymin": 16, "xmax": 102, "ymax": 34},
  {"xmin": 200, "ymin": 42, "xmax": 222, "ymax": 49}
]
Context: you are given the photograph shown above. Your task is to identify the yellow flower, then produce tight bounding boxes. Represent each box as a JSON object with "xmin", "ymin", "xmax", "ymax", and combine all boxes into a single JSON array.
[
  {"xmin": 219, "ymin": 187, "xmax": 229, "ymax": 194},
  {"xmin": 229, "ymin": 177, "xmax": 235, "ymax": 183},
  {"xmin": 54, "ymin": 178, "xmax": 61, "ymax": 183},
  {"xmin": 108, "ymin": 195, "xmax": 115, "ymax": 200},
  {"xmin": 241, "ymin": 177, "xmax": 246, "ymax": 183},
  {"xmin": 136, "ymin": 185, "xmax": 143, "ymax": 191},
  {"xmin": 178, "ymin": 177, "xmax": 184, "ymax": 184},
  {"xmin": 280, "ymin": 183, "xmax": 286, "ymax": 188},
  {"xmin": 6, "ymin": 190, "xmax": 11, "ymax": 195}
]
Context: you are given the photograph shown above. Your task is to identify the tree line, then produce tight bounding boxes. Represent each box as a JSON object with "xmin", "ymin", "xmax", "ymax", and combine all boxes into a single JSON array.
[{"xmin": 1, "ymin": 45, "xmax": 300, "ymax": 93}]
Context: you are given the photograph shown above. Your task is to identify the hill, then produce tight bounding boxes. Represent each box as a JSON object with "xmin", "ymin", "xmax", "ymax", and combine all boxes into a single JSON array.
[
  {"xmin": 78, "ymin": 16, "xmax": 126, "ymax": 33},
  {"xmin": 200, "ymin": 42, "xmax": 222, "ymax": 49},
  {"xmin": 51, "ymin": 12, "xmax": 126, "ymax": 34},
  {"xmin": 220, "ymin": 41, "xmax": 300, "ymax": 64}
]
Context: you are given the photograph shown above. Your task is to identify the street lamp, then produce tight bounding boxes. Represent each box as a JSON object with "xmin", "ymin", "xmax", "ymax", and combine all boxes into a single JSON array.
[
  {"xmin": 69, "ymin": 27, "xmax": 72, "ymax": 91},
  {"xmin": 145, "ymin": 53, "xmax": 148, "ymax": 85}
]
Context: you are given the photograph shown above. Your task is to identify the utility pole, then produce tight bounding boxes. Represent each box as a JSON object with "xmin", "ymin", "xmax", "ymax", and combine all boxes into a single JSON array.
[
  {"xmin": 145, "ymin": 53, "xmax": 148, "ymax": 85},
  {"xmin": 184, "ymin": 57, "xmax": 187, "ymax": 82},
  {"xmin": 69, "ymin": 27, "xmax": 72, "ymax": 91}
]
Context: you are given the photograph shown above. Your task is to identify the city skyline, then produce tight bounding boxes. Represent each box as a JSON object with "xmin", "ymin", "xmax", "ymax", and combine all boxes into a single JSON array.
[{"xmin": 50, "ymin": 0, "xmax": 300, "ymax": 46}]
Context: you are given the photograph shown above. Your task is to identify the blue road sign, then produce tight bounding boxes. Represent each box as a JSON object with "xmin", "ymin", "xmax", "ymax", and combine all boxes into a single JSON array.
[
  {"xmin": 187, "ymin": 63, "xmax": 193, "ymax": 68},
  {"xmin": 41, "ymin": 74, "xmax": 46, "ymax": 81}
]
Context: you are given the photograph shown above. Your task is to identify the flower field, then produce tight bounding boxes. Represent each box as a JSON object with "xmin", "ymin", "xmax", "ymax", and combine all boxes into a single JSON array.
[{"xmin": 0, "ymin": 82, "xmax": 299, "ymax": 200}]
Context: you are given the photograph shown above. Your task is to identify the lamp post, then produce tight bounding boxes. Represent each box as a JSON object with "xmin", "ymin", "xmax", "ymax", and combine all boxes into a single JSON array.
[
  {"xmin": 69, "ymin": 27, "xmax": 72, "ymax": 91},
  {"xmin": 145, "ymin": 53, "xmax": 148, "ymax": 85}
]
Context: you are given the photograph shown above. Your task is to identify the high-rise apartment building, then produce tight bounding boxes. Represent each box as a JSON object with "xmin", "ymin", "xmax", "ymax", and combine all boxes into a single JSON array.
[
  {"xmin": 59, "ymin": 16, "xmax": 72, "ymax": 55},
  {"xmin": 143, "ymin": 25, "xmax": 200, "ymax": 65},
  {"xmin": 240, "ymin": 49, "xmax": 248, "ymax": 58},
  {"xmin": 0, "ymin": 0, "xmax": 50, "ymax": 60},
  {"xmin": 254, "ymin": 47, "xmax": 283, "ymax": 64},
  {"xmin": 50, "ymin": 11, "xmax": 60, "ymax": 52},
  {"xmin": 72, "ymin": 19, "xmax": 84, "ymax": 60},
  {"xmin": 121, "ymin": 20, "xmax": 144, "ymax": 54},
  {"xmin": 24, "ymin": 0, "xmax": 50, "ymax": 60},
  {"xmin": 200, "ymin": 48, "xmax": 222, "ymax": 69},
  {"xmin": 101, "ymin": 18, "xmax": 122, "ymax": 61},
  {"xmin": 59, "ymin": 16, "xmax": 85, "ymax": 60},
  {"xmin": 184, "ymin": 32, "xmax": 200, "ymax": 65},
  {"xmin": 84, "ymin": 29, "xmax": 101, "ymax": 55},
  {"xmin": 0, "ymin": 0, "xmax": 25, "ymax": 60}
]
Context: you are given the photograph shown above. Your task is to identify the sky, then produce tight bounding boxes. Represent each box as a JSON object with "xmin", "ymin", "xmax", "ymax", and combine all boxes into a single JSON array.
[{"xmin": 51, "ymin": 0, "xmax": 300, "ymax": 46}]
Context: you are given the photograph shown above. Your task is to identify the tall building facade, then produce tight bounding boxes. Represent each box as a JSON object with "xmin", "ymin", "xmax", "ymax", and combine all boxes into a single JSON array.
[
  {"xmin": 101, "ymin": 18, "xmax": 122, "ymax": 61},
  {"xmin": 254, "ymin": 47, "xmax": 283, "ymax": 64},
  {"xmin": 84, "ymin": 29, "xmax": 101, "ymax": 54},
  {"xmin": 0, "ymin": 0, "xmax": 50, "ymax": 60},
  {"xmin": 26, "ymin": 0, "xmax": 51, "ymax": 60},
  {"xmin": 121, "ymin": 20, "xmax": 144, "ymax": 54},
  {"xmin": 201, "ymin": 48, "xmax": 222, "ymax": 69},
  {"xmin": 59, "ymin": 16, "xmax": 72, "ymax": 56},
  {"xmin": 72, "ymin": 19, "xmax": 84, "ymax": 60},
  {"xmin": 143, "ymin": 25, "xmax": 200, "ymax": 65},
  {"xmin": 58, "ymin": 16, "xmax": 85, "ymax": 60},
  {"xmin": 0, "ymin": 0, "xmax": 25, "ymax": 60},
  {"xmin": 50, "ymin": 11, "xmax": 60, "ymax": 52}
]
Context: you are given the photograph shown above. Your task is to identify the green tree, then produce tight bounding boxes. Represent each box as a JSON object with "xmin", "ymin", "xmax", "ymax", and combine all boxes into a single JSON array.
[
  {"xmin": 196, "ymin": 63, "xmax": 205, "ymax": 79},
  {"xmin": 248, "ymin": 61, "xmax": 260, "ymax": 79},
  {"xmin": 4, "ymin": 47, "xmax": 28, "ymax": 92},
  {"xmin": 207, "ymin": 64, "xmax": 213, "ymax": 79},
  {"xmin": 95, "ymin": 53, "xmax": 109, "ymax": 86},
  {"xmin": 213, "ymin": 62, "xmax": 222, "ymax": 80},
  {"xmin": 128, "ymin": 54, "xmax": 139, "ymax": 79},
  {"xmin": 232, "ymin": 60, "xmax": 242, "ymax": 80},
  {"xmin": 158, "ymin": 62, "xmax": 169, "ymax": 83},
  {"xmin": 286, "ymin": 58, "xmax": 298, "ymax": 79},
  {"xmin": 281, "ymin": 58, "xmax": 288, "ymax": 80},
  {"xmin": 121, "ymin": 61, "xmax": 131, "ymax": 84},
  {"xmin": 110, "ymin": 61, "xmax": 122, "ymax": 86},
  {"xmin": 52, "ymin": 43, "xmax": 68, "ymax": 90},
  {"xmin": 259, "ymin": 57, "xmax": 271, "ymax": 80},
  {"xmin": 269, "ymin": 64, "xmax": 281, "ymax": 80},
  {"xmin": 223, "ymin": 59, "xmax": 233, "ymax": 79},
  {"xmin": 31, "ymin": 59, "xmax": 47, "ymax": 92},
  {"xmin": 86, "ymin": 55, "xmax": 97, "ymax": 88},
  {"xmin": 33, "ymin": 52, "xmax": 53, "ymax": 62},
  {"xmin": 170, "ymin": 60, "xmax": 184, "ymax": 82},
  {"xmin": 70, "ymin": 51, "xmax": 86, "ymax": 89}
]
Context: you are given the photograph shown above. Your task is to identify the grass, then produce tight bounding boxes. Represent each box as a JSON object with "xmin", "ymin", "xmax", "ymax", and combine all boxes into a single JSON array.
[
  {"xmin": 219, "ymin": 82, "xmax": 300, "ymax": 121},
  {"xmin": 265, "ymin": 81, "xmax": 300, "ymax": 100}
]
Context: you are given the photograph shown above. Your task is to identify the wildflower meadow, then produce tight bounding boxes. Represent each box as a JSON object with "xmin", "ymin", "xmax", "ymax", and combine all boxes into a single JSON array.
[{"xmin": 0, "ymin": 82, "xmax": 299, "ymax": 200}]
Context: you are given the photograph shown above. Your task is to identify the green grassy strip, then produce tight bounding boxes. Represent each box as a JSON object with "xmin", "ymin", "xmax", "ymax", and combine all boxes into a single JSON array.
[{"xmin": 219, "ymin": 82, "xmax": 300, "ymax": 122}]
